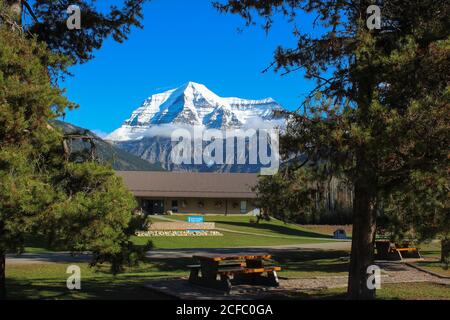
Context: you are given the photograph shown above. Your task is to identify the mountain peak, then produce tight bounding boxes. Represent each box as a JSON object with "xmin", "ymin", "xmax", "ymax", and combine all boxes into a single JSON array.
[
  {"xmin": 107, "ymin": 83, "xmax": 284, "ymax": 141},
  {"xmin": 185, "ymin": 81, "xmax": 203, "ymax": 88},
  {"xmin": 178, "ymin": 81, "xmax": 220, "ymax": 101}
]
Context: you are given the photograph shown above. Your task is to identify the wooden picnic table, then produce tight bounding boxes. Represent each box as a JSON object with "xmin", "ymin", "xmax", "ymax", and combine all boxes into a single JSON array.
[
  {"xmin": 188, "ymin": 253, "xmax": 281, "ymax": 293},
  {"xmin": 375, "ymin": 240, "xmax": 423, "ymax": 260}
]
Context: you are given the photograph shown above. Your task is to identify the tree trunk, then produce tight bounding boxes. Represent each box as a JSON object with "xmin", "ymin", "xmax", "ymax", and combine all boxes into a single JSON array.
[
  {"xmin": 347, "ymin": 178, "xmax": 378, "ymax": 300},
  {"xmin": 0, "ymin": 251, "xmax": 6, "ymax": 300},
  {"xmin": 441, "ymin": 238, "xmax": 450, "ymax": 267}
]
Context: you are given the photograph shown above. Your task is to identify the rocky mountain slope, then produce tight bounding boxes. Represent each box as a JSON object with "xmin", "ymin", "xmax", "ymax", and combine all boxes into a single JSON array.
[
  {"xmin": 53, "ymin": 120, "xmax": 163, "ymax": 171},
  {"xmin": 106, "ymin": 82, "xmax": 284, "ymax": 172}
]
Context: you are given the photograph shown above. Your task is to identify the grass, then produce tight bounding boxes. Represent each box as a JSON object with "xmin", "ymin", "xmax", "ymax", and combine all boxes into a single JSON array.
[
  {"xmin": 414, "ymin": 260, "xmax": 450, "ymax": 277},
  {"xmin": 408, "ymin": 241, "xmax": 449, "ymax": 278},
  {"xmin": 6, "ymin": 260, "xmax": 449, "ymax": 300},
  {"xmin": 24, "ymin": 216, "xmax": 337, "ymax": 253},
  {"xmin": 11, "ymin": 216, "xmax": 447, "ymax": 300},
  {"xmin": 6, "ymin": 261, "xmax": 184, "ymax": 300},
  {"xmin": 159, "ymin": 215, "xmax": 333, "ymax": 239},
  {"xmin": 131, "ymin": 231, "xmax": 332, "ymax": 249},
  {"xmin": 273, "ymin": 250, "xmax": 350, "ymax": 278},
  {"xmin": 8, "ymin": 238, "xmax": 450, "ymax": 300},
  {"xmin": 6, "ymin": 249, "xmax": 351, "ymax": 299},
  {"xmin": 417, "ymin": 241, "xmax": 442, "ymax": 258},
  {"xmin": 315, "ymin": 282, "xmax": 450, "ymax": 300}
]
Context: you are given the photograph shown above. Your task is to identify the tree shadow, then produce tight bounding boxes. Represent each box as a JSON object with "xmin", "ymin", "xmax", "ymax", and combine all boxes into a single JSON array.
[
  {"xmin": 5, "ymin": 276, "xmax": 175, "ymax": 300},
  {"xmin": 5, "ymin": 251, "xmax": 353, "ymax": 299},
  {"xmin": 272, "ymin": 250, "xmax": 350, "ymax": 275},
  {"xmin": 217, "ymin": 221, "xmax": 333, "ymax": 239}
]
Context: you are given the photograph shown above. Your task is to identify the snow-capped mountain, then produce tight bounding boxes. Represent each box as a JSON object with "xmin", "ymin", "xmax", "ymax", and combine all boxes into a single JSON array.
[
  {"xmin": 107, "ymin": 82, "xmax": 283, "ymax": 142},
  {"xmin": 107, "ymin": 82, "xmax": 284, "ymax": 172}
]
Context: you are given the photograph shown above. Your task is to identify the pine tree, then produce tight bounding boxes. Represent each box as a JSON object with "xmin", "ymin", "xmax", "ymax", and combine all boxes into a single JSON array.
[
  {"xmin": 0, "ymin": 21, "xmax": 69, "ymax": 299},
  {"xmin": 215, "ymin": 0, "xmax": 450, "ymax": 299},
  {"xmin": 0, "ymin": 1, "xmax": 149, "ymax": 299},
  {"xmin": 4, "ymin": 0, "xmax": 147, "ymax": 64}
]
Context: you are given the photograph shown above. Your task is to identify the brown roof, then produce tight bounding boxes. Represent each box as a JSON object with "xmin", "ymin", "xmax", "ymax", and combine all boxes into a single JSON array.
[{"xmin": 116, "ymin": 171, "xmax": 259, "ymax": 199}]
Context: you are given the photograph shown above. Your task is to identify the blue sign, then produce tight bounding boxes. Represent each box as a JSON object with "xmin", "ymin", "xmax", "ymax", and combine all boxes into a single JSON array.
[{"xmin": 188, "ymin": 216, "xmax": 204, "ymax": 223}]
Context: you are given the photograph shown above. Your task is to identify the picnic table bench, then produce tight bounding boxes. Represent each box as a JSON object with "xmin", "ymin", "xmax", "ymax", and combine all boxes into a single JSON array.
[
  {"xmin": 188, "ymin": 254, "xmax": 281, "ymax": 293},
  {"xmin": 375, "ymin": 240, "xmax": 423, "ymax": 260}
]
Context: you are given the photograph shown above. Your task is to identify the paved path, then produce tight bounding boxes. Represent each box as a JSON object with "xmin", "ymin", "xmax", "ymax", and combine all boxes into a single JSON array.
[
  {"xmin": 6, "ymin": 242, "xmax": 351, "ymax": 265},
  {"xmin": 145, "ymin": 242, "xmax": 350, "ymax": 259},
  {"xmin": 281, "ymin": 261, "xmax": 450, "ymax": 290},
  {"xmin": 6, "ymin": 252, "xmax": 92, "ymax": 265}
]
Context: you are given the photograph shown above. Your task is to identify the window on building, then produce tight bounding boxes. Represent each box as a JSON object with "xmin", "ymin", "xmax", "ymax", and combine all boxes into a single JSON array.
[{"xmin": 240, "ymin": 201, "xmax": 247, "ymax": 214}]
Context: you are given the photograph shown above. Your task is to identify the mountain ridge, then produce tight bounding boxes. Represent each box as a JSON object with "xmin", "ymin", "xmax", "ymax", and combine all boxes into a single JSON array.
[
  {"xmin": 107, "ymin": 82, "xmax": 283, "ymax": 142},
  {"xmin": 52, "ymin": 120, "xmax": 163, "ymax": 171}
]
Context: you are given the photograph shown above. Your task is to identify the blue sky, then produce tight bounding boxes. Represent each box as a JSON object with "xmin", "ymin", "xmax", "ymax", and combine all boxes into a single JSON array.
[{"xmin": 61, "ymin": 0, "xmax": 317, "ymax": 135}]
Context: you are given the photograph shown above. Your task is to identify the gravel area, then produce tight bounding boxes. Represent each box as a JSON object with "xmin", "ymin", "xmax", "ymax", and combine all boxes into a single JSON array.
[
  {"xmin": 144, "ymin": 261, "xmax": 449, "ymax": 300},
  {"xmin": 281, "ymin": 261, "xmax": 450, "ymax": 290}
]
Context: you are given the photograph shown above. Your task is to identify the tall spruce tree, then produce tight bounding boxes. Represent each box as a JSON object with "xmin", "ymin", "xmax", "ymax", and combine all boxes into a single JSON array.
[
  {"xmin": 215, "ymin": 0, "xmax": 450, "ymax": 299},
  {"xmin": 0, "ymin": 0, "xmax": 149, "ymax": 299}
]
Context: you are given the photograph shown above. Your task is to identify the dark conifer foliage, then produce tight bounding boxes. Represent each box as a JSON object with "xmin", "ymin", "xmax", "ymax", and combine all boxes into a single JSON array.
[
  {"xmin": 5, "ymin": 0, "xmax": 148, "ymax": 64},
  {"xmin": 215, "ymin": 0, "xmax": 449, "ymax": 299},
  {"xmin": 0, "ymin": 0, "xmax": 151, "ymax": 299}
]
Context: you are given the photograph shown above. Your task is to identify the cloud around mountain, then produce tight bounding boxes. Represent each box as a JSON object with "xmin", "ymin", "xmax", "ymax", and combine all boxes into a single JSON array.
[{"xmin": 106, "ymin": 82, "xmax": 285, "ymax": 142}]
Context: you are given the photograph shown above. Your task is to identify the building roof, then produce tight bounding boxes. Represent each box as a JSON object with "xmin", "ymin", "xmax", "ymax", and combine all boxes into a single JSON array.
[{"xmin": 116, "ymin": 171, "xmax": 259, "ymax": 199}]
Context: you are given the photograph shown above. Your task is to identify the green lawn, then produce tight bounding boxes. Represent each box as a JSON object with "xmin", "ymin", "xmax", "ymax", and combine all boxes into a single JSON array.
[
  {"xmin": 6, "ymin": 259, "xmax": 449, "ymax": 300},
  {"xmin": 25, "ymin": 233, "xmax": 332, "ymax": 253},
  {"xmin": 24, "ymin": 216, "xmax": 336, "ymax": 253},
  {"xmin": 7, "ymin": 250, "xmax": 352, "ymax": 299},
  {"xmin": 273, "ymin": 250, "xmax": 350, "ymax": 278},
  {"xmin": 131, "ymin": 231, "xmax": 332, "ymax": 249},
  {"xmin": 5, "ymin": 262, "xmax": 179, "ymax": 300},
  {"xmin": 417, "ymin": 241, "xmax": 442, "ymax": 258},
  {"xmin": 414, "ymin": 260, "xmax": 450, "ymax": 277},
  {"xmin": 303, "ymin": 282, "xmax": 450, "ymax": 300},
  {"xmin": 410, "ymin": 241, "xmax": 449, "ymax": 278},
  {"xmin": 8, "ymin": 237, "xmax": 450, "ymax": 300},
  {"xmin": 5, "ymin": 251, "xmax": 349, "ymax": 299},
  {"xmin": 156, "ymin": 215, "xmax": 333, "ymax": 239},
  {"xmin": 134, "ymin": 215, "xmax": 339, "ymax": 250}
]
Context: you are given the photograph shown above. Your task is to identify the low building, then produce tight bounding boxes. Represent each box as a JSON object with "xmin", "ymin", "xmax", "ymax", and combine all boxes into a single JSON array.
[{"xmin": 116, "ymin": 171, "xmax": 260, "ymax": 215}]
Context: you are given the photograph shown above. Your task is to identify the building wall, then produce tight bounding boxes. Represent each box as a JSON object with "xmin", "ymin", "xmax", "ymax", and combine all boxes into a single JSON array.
[{"xmin": 138, "ymin": 197, "xmax": 258, "ymax": 215}]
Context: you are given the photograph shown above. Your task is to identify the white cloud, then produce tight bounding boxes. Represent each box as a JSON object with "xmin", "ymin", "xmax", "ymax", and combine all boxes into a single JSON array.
[{"xmin": 106, "ymin": 117, "xmax": 286, "ymax": 142}]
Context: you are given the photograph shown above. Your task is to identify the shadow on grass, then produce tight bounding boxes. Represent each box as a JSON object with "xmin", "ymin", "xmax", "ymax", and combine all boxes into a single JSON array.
[
  {"xmin": 421, "ymin": 250, "xmax": 441, "ymax": 257},
  {"xmin": 416, "ymin": 260, "xmax": 449, "ymax": 274},
  {"xmin": 6, "ymin": 277, "xmax": 175, "ymax": 300},
  {"xmin": 216, "ymin": 221, "xmax": 333, "ymax": 239},
  {"xmin": 88, "ymin": 257, "xmax": 194, "ymax": 276},
  {"xmin": 272, "ymin": 250, "xmax": 350, "ymax": 275},
  {"xmin": 6, "ymin": 249, "xmax": 353, "ymax": 299},
  {"xmin": 263, "ymin": 289, "xmax": 349, "ymax": 300}
]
